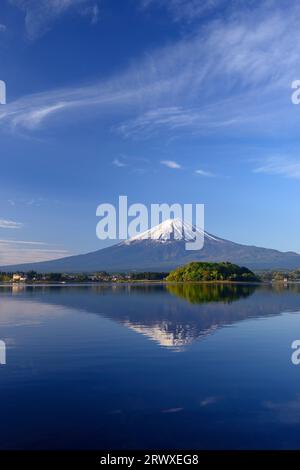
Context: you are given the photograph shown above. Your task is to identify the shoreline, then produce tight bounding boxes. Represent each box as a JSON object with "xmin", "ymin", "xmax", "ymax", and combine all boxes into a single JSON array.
[{"xmin": 0, "ymin": 280, "xmax": 277, "ymax": 287}]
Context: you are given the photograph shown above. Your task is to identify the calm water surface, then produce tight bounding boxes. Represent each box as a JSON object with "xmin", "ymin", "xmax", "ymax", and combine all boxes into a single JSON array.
[{"xmin": 0, "ymin": 282, "xmax": 300, "ymax": 449}]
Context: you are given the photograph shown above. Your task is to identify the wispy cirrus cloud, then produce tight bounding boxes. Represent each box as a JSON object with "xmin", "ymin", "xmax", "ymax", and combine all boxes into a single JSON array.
[
  {"xmin": 0, "ymin": 246, "xmax": 70, "ymax": 265},
  {"xmin": 0, "ymin": 24, "xmax": 7, "ymax": 32},
  {"xmin": 2, "ymin": 1, "xmax": 300, "ymax": 137},
  {"xmin": 0, "ymin": 239, "xmax": 46, "ymax": 245},
  {"xmin": 160, "ymin": 160, "xmax": 181, "ymax": 169},
  {"xmin": 7, "ymin": 196, "xmax": 57, "ymax": 207},
  {"xmin": 141, "ymin": 0, "xmax": 227, "ymax": 22},
  {"xmin": 9, "ymin": 0, "xmax": 100, "ymax": 39},
  {"xmin": 254, "ymin": 156, "xmax": 300, "ymax": 180},
  {"xmin": 0, "ymin": 238, "xmax": 70, "ymax": 265},
  {"xmin": 117, "ymin": 107, "xmax": 203, "ymax": 138},
  {"xmin": 0, "ymin": 219, "xmax": 23, "ymax": 229},
  {"xmin": 116, "ymin": 105, "xmax": 245, "ymax": 139},
  {"xmin": 12, "ymin": 102, "xmax": 68, "ymax": 130}
]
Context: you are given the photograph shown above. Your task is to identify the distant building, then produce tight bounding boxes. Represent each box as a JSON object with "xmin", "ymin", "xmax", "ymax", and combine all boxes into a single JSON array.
[{"xmin": 12, "ymin": 274, "xmax": 27, "ymax": 283}]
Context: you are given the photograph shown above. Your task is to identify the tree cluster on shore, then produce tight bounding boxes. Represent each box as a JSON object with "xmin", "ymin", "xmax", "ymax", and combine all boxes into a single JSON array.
[
  {"xmin": 166, "ymin": 262, "xmax": 260, "ymax": 282},
  {"xmin": 257, "ymin": 269, "xmax": 300, "ymax": 282}
]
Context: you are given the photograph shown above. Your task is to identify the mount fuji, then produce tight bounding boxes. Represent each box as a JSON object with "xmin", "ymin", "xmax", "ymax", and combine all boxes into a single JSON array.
[{"xmin": 1, "ymin": 218, "xmax": 300, "ymax": 272}]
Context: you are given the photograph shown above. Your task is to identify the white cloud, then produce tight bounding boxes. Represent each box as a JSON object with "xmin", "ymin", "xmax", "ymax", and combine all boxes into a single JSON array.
[
  {"xmin": 11, "ymin": 102, "xmax": 68, "ymax": 130},
  {"xmin": 195, "ymin": 169, "xmax": 214, "ymax": 177},
  {"xmin": 118, "ymin": 107, "xmax": 200, "ymax": 138},
  {"xmin": 117, "ymin": 105, "xmax": 245, "ymax": 139},
  {"xmin": 9, "ymin": 0, "xmax": 100, "ymax": 39},
  {"xmin": 7, "ymin": 197, "xmax": 55, "ymax": 207},
  {"xmin": 254, "ymin": 156, "xmax": 300, "ymax": 180},
  {"xmin": 141, "ymin": 0, "xmax": 227, "ymax": 22},
  {"xmin": 113, "ymin": 158, "xmax": 127, "ymax": 167},
  {"xmin": 1, "ymin": 0, "xmax": 300, "ymax": 138},
  {"xmin": 0, "ymin": 247, "xmax": 69, "ymax": 265},
  {"xmin": 0, "ymin": 239, "xmax": 46, "ymax": 245},
  {"xmin": 160, "ymin": 160, "xmax": 181, "ymax": 169},
  {"xmin": 0, "ymin": 24, "xmax": 7, "ymax": 32},
  {"xmin": 0, "ymin": 219, "xmax": 23, "ymax": 229},
  {"xmin": 0, "ymin": 238, "xmax": 70, "ymax": 265},
  {"xmin": 112, "ymin": 155, "xmax": 151, "ymax": 173}
]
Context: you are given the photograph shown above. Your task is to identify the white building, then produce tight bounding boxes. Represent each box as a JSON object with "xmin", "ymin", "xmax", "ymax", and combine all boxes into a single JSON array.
[{"xmin": 12, "ymin": 274, "xmax": 27, "ymax": 283}]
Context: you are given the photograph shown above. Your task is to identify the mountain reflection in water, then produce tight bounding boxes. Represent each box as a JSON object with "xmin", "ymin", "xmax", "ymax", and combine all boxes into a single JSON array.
[
  {"xmin": 2, "ymin": 282, "xmax": 300, "ymax": 350},
  {"xmin": 2, "ymin": 283, "xmax": 300, "ymax": 449}
]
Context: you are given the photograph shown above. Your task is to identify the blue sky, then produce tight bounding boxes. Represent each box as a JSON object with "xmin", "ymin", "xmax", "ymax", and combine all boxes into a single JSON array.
[{"xmin": 1, "ymin": 0, "xmax": 300, "ymax": 264}]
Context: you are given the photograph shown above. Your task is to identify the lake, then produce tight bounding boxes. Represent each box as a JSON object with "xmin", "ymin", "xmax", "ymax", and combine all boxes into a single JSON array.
[{"xmin": 0, "ymin": 282, "xmax": 300, "ymax": 450}]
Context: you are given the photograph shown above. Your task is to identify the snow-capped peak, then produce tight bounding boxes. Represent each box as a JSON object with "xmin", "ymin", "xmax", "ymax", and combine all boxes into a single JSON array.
[{"xmin": 123, "ymin": 218, "xmax": 221, "ymax": 244}]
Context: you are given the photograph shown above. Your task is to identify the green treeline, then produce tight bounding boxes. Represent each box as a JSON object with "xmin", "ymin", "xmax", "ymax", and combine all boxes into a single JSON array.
[{"xmin": 166, "ymin": 262, "xmax": 260, "ymax": 282}]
